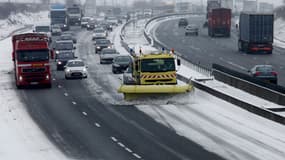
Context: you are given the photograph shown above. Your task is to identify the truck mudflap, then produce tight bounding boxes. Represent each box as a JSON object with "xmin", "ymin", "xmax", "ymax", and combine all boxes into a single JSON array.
[{"xmin": 118, "ymin": 84, "xmax": 194, "ymax": 100}]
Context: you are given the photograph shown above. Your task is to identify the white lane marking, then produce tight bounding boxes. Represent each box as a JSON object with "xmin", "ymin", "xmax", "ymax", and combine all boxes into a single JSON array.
[
  {"xmin": 117, "ymin": 142, "xmax": 125, "ymax": 148},
  {"xmin": 82, "ymin": 112, "xmax": 88, "ymax": 116},
  {"xmin": 133, "ymin": 153, "xmax": 142, "ymax": 159},
  {"xmin": 64, "ymin": 93, "xmax": 68, "ymax": 96},
  {"xmin": 53, "ymin": 78, "xmax": 56, "ymax": 81},
  {"xmin": 58, "ymin": 85, "xmax": 62, "ymax": 88},
  {"xmin": 111, "ymin": 136, "xmax": 118, "ymax": 142},
  {"xmin": 94, "ymin": 123, "xmax": 101, "ymax": 127},
  {"xmin": 72, "ymin": 101, "xmax": 77, "ymax": 105},
  {"xmin": 125, "ymin": 148, "xmax": 133, "ymax": 153}
]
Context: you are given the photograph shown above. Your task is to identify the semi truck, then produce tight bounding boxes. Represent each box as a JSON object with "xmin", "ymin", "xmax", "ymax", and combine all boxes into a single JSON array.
[
  {"xmin": 12, "ymin": 33, "xmax": 53, "ymax": 88},
  {"xmin": 67, "ymin": 4, "xmax": 82, "ymax": 25},
  {"xmin": 118, "ymin": 51, "xmax": 193, "ymax": 100},
  {"xmin": 50, "ymin": 3, "xmax": 69, "ymax": 31},
  {"xmin": 208, "ymin": 8, "xmax": 231, "ymax": 37},
  {"xmin": 238, "ymin": 13, "xmax": 274, "ymax": 54}
]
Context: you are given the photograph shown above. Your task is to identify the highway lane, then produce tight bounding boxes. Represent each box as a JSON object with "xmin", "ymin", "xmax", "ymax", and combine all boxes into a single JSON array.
[
  {"xmin": 13, "ymin": 25, "xmax": 226, "ymax": 160},
  {"xmin": 153, "ymin": 15, "xmax": 285, "ymax": 86}
]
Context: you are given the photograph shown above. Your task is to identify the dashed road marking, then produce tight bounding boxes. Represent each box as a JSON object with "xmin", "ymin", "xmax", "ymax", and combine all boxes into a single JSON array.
[
  {"xmin": 58, "ymin": 85, "xmax": 62, "ymax": 88},
  {"xmin": 72, "ymin": 101, "xmax": 77, "ymax": 105},
  {"xmin": 94, "ymin": 123, "xmax": 101, "ymax": 128},
  {"xmin": 64, "ymin": 93, "xmax": 68, "ymax": 96},
  {"xmin": 82, "ymin": 112, "xmax": 88, "ymax": 116},
  {"xmin": 125, "ymin": 148, "xmax": 132, "ymax": 153},
  {"xmin": 133, "ymin": 153, "xmax": 142, "ymax": 159},
  {"xmin": 117, "ymin": 142, "xmax": 125, "ymax": 148},
  {"xmin": 53, "ymin": 78, "xmax": 56, "ymax": 81},
  {"xmin": 110, "ymin": 137, "xmax": 118, "ymax": 142}
]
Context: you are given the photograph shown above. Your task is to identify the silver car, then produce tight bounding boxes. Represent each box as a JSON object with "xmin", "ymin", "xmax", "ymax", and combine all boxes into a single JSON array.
[
  {"xmin": 185, "ymin": 24, "xmax": 199, "ymax": 36},
  {"xmin": 249, "ymin": 65, "xmax": 278, "ymax": 84},
  {"xmin": 64, "ymin": 59, "xmax": 88, "ymax": 79},
  {"xmin": 123, "ymin": 67, "xmax": 135, "ymax": 85},
  {"xmin": 99, "ymin": 48, "xmax": 119, "ymax": 64}
]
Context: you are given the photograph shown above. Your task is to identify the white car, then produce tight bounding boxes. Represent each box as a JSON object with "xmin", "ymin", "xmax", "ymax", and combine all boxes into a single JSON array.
[
  {"xmin": 185, "ymin": 24, "xmax": 199, "ymax": 36},
  {"xmin": 92, "ymin": 28, "xmax": 107, "ymax": 40},
  {"xmin": 81, "ymin": 17, "xmax": 91, "ymax": 28},
  {"xmin": 64, "ymin": 59, "xmax": 88, "ymax": 79},
  {"xmin": 99, "ymin": 48, "xmax": 119, "ymax": 64},
  {"xmin": 123, "ymin": 67, "xmax": 135, "ymax": 84},
  {"xmin": 51, "ymin": 25, "xmax": 62, "ymax": 36}
]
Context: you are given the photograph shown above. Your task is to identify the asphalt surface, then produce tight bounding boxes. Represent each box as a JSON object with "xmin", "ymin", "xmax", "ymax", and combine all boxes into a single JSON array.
[
  {"xmin": 14, "ymin": 25, "xmax": 226, "ymax": 160},
  {"xmin": 153, "ymin": 15, "xmax": 285, "ymax": 86}
]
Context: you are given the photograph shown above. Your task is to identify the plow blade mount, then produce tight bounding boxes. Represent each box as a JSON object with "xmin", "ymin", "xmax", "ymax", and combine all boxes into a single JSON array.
[{"xmin": 118, "ymin": 84, "xmax": 193, "ymax": 100}]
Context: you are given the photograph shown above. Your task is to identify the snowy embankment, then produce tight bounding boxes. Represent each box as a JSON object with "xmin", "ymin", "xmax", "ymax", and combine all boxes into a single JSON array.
[
  {"xmin": 0, "ymin": 11, "xmax": 49, "ymax": 40},
  {"xmin": 274, "ymin": 18, "xmax": 285, "ymax": 48},
  {"xmin": 119, "ymin": 18, "xmax": 285, "ymax": 160},
  {"xmin": 0, "ymin": 12, "xmax": 69, "ymax": 159}
]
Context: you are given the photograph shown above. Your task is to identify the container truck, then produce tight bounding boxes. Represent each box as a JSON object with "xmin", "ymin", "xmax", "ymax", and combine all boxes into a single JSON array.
[
  {"xmin": 238, "ymin": 13, "xmax": 274, "ymax": 54},
  {"xmin": 50, "ymin": 3, "xmax": 69, "ymax": 31},
  {"xmin": 208, "ymin": 8, "xmax": 231, "ymax": 37},
  {"xmin": 67, "ymin": 4, "xmax": 82, "ymax": 25},
  {"xmin": 12, "ymin": 33, "xmax": 53, "ymax": 88}
]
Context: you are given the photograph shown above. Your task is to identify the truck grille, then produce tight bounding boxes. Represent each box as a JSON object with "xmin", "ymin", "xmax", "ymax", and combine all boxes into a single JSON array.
[
  {"xmin": 22, "ymin": 74, "xmax": 46, "ymax": 82},
  {"xmin": 22, "ymin": 68, "xmax": 45, "ymax": 73}
]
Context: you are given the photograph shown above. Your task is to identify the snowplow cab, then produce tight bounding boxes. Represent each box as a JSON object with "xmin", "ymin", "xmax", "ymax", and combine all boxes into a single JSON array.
[{"xmin": 118, "ymin": 52, "xmax": 193, "ymax": 100}]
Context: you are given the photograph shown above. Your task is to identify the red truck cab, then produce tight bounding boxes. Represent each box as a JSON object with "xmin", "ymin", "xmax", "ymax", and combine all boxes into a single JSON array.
[
  {"xmin": 208, "ymin": 8, "xmax": 231, "ymax": 37},
  {"xmin": 12, "ymin": 33, "xmax": 53, "ymax": 88}
]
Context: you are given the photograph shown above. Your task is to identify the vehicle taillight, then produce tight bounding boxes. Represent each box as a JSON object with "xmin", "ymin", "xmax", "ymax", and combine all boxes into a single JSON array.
[
  {"xmin": 254, "ymin": 72, "xmax": 261, "ymax": 76},
  {"xmin": 271, "ymin": 72, "xmax": 277, "ymax": 76}
]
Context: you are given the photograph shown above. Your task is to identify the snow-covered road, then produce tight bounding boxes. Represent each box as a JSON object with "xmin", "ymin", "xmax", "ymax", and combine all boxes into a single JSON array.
[{"xmin": 119, "ymin": 18, "xmax": 285, "ymax": 160}]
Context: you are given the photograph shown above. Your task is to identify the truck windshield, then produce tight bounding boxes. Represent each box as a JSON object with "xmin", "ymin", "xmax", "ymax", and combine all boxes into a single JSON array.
[
  {"xmin": 68, "ymin": 8, "xmax": 80, "ymax": 13},
  {"xmin": 50, "ymin": 11, "xmax": 66, "ymax": 18},
  {"xmin": 17, "ymin": 50, "xmax": 49, "ymax": 62},
  {"xmin": 56, "ymin": 42, "xmax": 73, "ymax": 50},
  {"xmin": 141, "ymin": 58, "xmax": 175, "ymax": 72},
  {"xmin": 35, "ymin": 26, "xmax": 50, "ymax": 32}
]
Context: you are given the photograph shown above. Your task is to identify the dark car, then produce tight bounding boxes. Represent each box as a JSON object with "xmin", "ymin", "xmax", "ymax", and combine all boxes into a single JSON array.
[
  {"xmin": 94, "ymin": 39, "xmax": 112, "ymax": 53},
  {"xmin": 178, "ymin": 18, "xmax": 188, "ymax": 27},
  {"xmin": 112, "ymin": 55, "xmax": 132, "ymax": 73},
  {"xmin": 249, "ymin": 65, "xmax": 278, "ymax": 84},
  {"xmin": 54, "ymin": 40, "xmax": 76, "ymax": 70},
  {"xmin": 58, "ymin": 34, "xmax": 77, "ymax": 43},
  {"xmin": 87, "ymin": 20, "xmax": 96, "ymax": 30}
]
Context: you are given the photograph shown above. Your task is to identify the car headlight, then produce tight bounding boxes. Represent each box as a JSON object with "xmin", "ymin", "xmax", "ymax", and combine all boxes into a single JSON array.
[
  {"xmin": 63, "ymin": 24, "xmax": 67, "ymax": 27},
  {"xmin": 78, "ymin": 18, "xmax": 81, "ymax": 20},
  {"xmin": 108, "ymin": 46, "xmax": 112, "ymax": 48},
  {"xmin": 57, "ymin": 61, "xmax": 62, "ymax": 65},
  {"xmin": 83, "ymin": 68, "xmax": 87, "ymax": 72},
  {"xmin": 19, "ymin": 75, "xmax": 23, "ymax": 81},
  {"xmin": 87, "ymin": 25, "xmax": 90, "ymax": 27},
  {"xmin": 66, "ymin": 69, "xmax": 71, "ymax": 72},
  {"xmin": 96, "ymin": 46, "xmax": 100, "ymax": 49},
  {"xmin": 56, "ymin": 51, "xmax": 59, "ymax": 54},
  {"xmin": 46, "ymin": 74, "xmax": 50, "ymax": 80}
]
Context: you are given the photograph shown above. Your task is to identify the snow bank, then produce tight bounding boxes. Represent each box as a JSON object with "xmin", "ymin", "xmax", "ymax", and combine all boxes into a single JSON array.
[{"xmin": 0, "ymin": 11, "xmax": 49, "ymax": 40}]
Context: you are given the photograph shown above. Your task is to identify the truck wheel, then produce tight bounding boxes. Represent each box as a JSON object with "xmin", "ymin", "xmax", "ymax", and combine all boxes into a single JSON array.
[{"xmin": 45, "ymin": 84, "xmax": 52, "ymax": 88}]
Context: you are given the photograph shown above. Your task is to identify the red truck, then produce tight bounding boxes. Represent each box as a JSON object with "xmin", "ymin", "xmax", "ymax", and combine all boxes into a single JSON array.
[
  {"xmin": 12, "ymin": 33, "xmax": 53, "ymax": 88},
  {"xmin": 208, "ymin": 8, "xmax": 231, "ymax": 37}
]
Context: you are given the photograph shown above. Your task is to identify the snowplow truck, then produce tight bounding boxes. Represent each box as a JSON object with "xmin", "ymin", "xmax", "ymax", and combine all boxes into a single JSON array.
[{"xmin": 118, "ymin": 52, "xmax": 193, "ymax": 100}]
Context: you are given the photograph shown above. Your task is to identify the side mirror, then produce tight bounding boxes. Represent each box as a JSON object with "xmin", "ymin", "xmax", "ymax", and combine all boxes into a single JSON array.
[
  {"xmin": 74, "ymin": 56, "xmax": 78, "ymax": 59},
  {"xmin": 73, "ymin": 46, "xmax": 76, "ymax": 49},
  {"xmin": 86, "ymin": 65, "xmax": 88, "ymax": 68},
  {"xmin": 33, "ymin": 30, "xmax": 35, "ymax": 32},
  {"xmin": 177, "ymin": 59, "xmax": 181, "ymax": 66}
]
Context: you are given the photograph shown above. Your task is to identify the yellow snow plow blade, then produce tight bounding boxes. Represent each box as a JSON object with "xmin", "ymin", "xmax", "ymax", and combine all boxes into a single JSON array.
[{"xmin": 118, "ymin": 84, "xmax": 193, "ymax": 100}]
